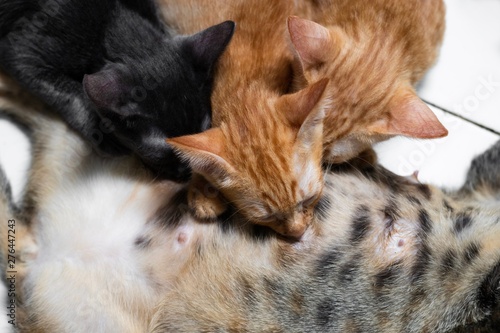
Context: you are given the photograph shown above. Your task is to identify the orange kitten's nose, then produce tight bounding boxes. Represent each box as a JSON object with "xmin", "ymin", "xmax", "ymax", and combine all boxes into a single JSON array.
[
  {"xmin": 270, "ymin": 213, "xmax": 313, "ymax": 239},
  {"xmin": 279, "ymin": 211, "xmax": 315, "ymax": 239},
  {"xmin": 281, "ymin": 222, "xmax": 308, "ymax": 239},
  {"xmin": 286, "ymin": 225, "xmax": 307, "ymax": 239},
  {"xmin": 271, "ymin": 222, "xmax": 306, "ymax": 239}
]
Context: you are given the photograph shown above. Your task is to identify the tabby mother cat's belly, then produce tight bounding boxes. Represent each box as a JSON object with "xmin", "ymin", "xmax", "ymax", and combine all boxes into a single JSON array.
[
  {"xmin": 21, "ymin": 153, "xmax": 199, "ymax": 332},
  {"xmin": 18, "ymin": 137, "xmax": 500, "ymax": 333},
  {"xmin": 21, "ymin": 153, "xmax": 427, "ymax": 333}
]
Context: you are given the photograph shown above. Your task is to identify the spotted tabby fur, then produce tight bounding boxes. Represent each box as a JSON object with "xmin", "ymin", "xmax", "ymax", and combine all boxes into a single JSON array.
[{"xmin": 1, "ymin": 83, "xmax": 500, "ymax": 332}]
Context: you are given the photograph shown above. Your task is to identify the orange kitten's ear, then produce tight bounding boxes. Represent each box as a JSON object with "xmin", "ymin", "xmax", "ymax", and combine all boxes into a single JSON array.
[
  {"xmin": 167, "ymin": 129, "xmax": 235, "ymax": 183},
  {"xmin": 368, "ymin": 90, "xmax": 448, "ymax": 139},
  {"xmin": 279, "ymin": 78, "xmax": 330, "ymax": 128},
  {"xmin": 278, "ymin": 79, "xmax": 329, "ymax": 157},
  {"xmin": 287, "ymin": 16, "xmax": 340, "ymax": 70}
]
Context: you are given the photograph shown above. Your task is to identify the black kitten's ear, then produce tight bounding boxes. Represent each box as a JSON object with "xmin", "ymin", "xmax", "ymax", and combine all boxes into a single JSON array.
[
  {"xmin": 182, "ymin": 20, "xmax": 235, "ymax": 72},
  {"xmin": 83, "ymin": 70, "xmax": 125, "ymax": 111}
]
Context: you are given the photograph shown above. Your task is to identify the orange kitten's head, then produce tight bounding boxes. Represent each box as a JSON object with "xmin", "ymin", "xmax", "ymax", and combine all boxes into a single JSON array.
[
  {"xmin": 287, "ymin": 17, "xmax": 448, "ymax": 163},
  {"xmin": 167, "ymin": 79, "xmax": 330, "ymax": 238}
]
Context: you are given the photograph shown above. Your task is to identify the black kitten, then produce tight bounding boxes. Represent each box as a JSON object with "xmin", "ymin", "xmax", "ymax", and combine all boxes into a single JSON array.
[{"xmin": 0, "ymin": 0, "xmax": 234, "ymax": 181}]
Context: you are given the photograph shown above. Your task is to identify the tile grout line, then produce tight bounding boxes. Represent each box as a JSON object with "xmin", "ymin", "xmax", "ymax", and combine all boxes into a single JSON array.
[{"xmin": 422, "ymin": 99, "xmax": 500, "ymax": 137}]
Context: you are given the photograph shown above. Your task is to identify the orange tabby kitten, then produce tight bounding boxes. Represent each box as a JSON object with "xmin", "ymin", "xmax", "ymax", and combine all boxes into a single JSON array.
[
  {"xmin": 161, "ymin": 0, "xmax": 329, "ymax": 238},
  {"xmin": 161, "ymin": 0, "xmax": 447, "ymax": 238},
  {"xmin": 287, "ymin": 0, "xmax": 448, "ymax": 162}
]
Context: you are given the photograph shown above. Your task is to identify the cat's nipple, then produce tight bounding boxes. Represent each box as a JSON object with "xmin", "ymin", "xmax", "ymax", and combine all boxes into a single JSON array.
[
  {"xmin": 177, "ymin": 232, "xmax": 188, "ymax": 244},
  {"xmin": 172, "ymin": 224, "xmax": 194, "ymax": 252}
]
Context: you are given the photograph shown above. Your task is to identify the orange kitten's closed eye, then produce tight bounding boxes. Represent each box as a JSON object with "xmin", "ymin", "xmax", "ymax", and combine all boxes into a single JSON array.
[
  {"xmin": 161, "ymin": 0, "xmax": 446, "ymax": 240},
  {"xmin": 167, "ymin": 79, "xmax": 330, "ymax": 238}
]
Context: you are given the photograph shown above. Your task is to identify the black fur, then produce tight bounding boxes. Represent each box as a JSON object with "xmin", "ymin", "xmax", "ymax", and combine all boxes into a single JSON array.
[
  {"xmin": 134, "ymin": 236, "xmax": 152, "ymax": 250},
  {"xmin": 0, "ymin": 0, "xmax": 235, "ymax": 181},
  {"xmin": 411, "ymin": 242, "xmax": 431, "ymax": 283},
  {"xmin": 455, "ymin": 211, "xmax": 473, "ymax": 234},
  {"xmin": 151, "ymin": 187, "xmax": 189, "ymax": 228},
  {"xmin": 315, "ymin": 298, "xmax": 337, "ymax": 327},
  {"xmin": 439, "ymin": 249, "xmax": 458, "ymax": 277},
  {"xmin": 338, "ymin": 255, "xmax": 361, "ymax": 285},
  {"xmin": 315, "ymin": 247, "xmax": 342, "ymax": 281},
  {"xmin": 417, "ymin": 184, "xmax": 432, "ymax": 200},
  {"xmin": 373, "ymin": 262, "xmax": 401, "ymax": 290},
  {"xmin": 418, "ymin": 209, "xmax": 433, "ymax": 236},
  {"xmin": 464, "ymin": 242, "xmax": 481, "ymax": 264},
  {"xmin": 477, "ymin": 262, "xmax": 500, "ymax": 312},
  {"xmin": 463, "ymin": 140, "xmax": 500, "ymax": 194},
  {"xmin": 407, "ymin": 195, "xmax": 421, "ymax": 206},
  {"xmin": 350, "ymin": 205, "xmax": 371, "ymax": 244}
]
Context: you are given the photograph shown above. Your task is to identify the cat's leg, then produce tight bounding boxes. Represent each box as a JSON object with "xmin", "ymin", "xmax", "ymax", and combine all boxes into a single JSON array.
[
  {"xmin": 460, "ymin": 140, "xmax": 500, "ymax": 198},
  {"xmin": 188, "ymin": 174, "xmax": 228, "ymax": 220}
]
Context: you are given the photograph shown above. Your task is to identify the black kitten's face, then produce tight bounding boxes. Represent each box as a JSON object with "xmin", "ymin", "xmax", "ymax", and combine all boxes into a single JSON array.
[
  {"xmin": 83, "ymin": 21, "xmax": 235, "ymax": 182},
  {"xmin": 125, "ymin": 52, "xmax": 213, "ymax": 137},
  {"xmin": 118, "ymin": 56, "xmax": 213, "ymax": 181},
  {"xmin": 83, "ymin": 60, "xmax": 211, "ymax": 182}
]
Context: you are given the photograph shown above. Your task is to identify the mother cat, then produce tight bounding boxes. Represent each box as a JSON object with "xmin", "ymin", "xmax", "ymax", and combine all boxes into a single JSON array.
[{"xmin": 1, "ymin": 80, "xmax": 500, "ymax": 332}]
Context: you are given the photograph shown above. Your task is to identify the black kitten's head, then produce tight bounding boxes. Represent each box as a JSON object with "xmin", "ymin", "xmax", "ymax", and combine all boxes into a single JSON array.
[{"xmin": 83, "ymin": 21, "xmax": 235, "ymax": 182}]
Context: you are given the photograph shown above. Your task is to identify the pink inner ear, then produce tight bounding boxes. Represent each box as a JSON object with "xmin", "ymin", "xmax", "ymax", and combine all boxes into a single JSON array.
[
  {"xmin": 83, "ymin": 71, "xmax": 121, "ymax": 110},
  {"xmin": 281, "ymin": 78, "xmax": 329, "ymax": 127},
  {"xmin": 167, "ymin": 128, "xmax": 226, "ymax": 158},
  {"xmin": 287, "ymin": 16, "xmax": 331, "ymax": 68},
  {"xmin": 166, "ymin": 129, "xmax": 235, "ymax": 180},
  {"xmin": 384, "ymin": 93, "xmax": 448, "ymax": 139}
]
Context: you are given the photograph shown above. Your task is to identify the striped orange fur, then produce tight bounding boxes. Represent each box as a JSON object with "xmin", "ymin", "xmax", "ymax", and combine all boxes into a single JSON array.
[{"xmin": 161, "ymin": 0, "xmax": 447, "ymax": 238}]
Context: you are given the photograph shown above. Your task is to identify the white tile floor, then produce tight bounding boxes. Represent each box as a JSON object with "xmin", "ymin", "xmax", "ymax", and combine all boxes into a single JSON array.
[
  {"xmin": 0, "ymin": 0, "xmax": 499, "ymax": 330},
  {"xmin": 418, "ymin": 0, "xmax": 500, "ymax": 133},
  {"xmin": 375, "ymin": 0, "xmax": 500, "ymax": 189}
]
